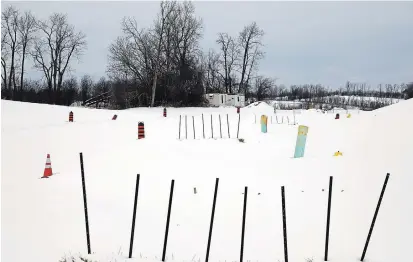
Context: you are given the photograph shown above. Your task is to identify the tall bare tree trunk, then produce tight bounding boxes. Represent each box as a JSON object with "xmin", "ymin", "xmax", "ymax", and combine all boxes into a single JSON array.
[
  {"xmin": 150, "ymin": 1, "xmax": 176, "ymax": 107},
  {"xmin": 239, "ymin": 42, "xmax": 249, "ymax": 95},
  {"xmin": 18, "ymin": 11, "xmax": 37, "ymax": 101},
  {"xmin": 1, "ymin": 58, "xmax": 7, "ymax": 91},
  {"xmin": 151, "ymin": 70, "xmax": 158, "ymax": 107},
  {"xmin": 8, "ymin": 43, "xmax": 15, "ymax": 99},
  {"xmin": 20, "ymin": 48, "xmax": 25, "ymax": 100}
]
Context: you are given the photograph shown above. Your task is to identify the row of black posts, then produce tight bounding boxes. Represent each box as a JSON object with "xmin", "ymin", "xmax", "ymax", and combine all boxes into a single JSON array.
[
  {"xmin": 79, "ymin": 153, "xmax": 390, "ymax": 262},
  {"xmin": 179, "ymin": 114, "xmax": 241, "ymax": 140}
]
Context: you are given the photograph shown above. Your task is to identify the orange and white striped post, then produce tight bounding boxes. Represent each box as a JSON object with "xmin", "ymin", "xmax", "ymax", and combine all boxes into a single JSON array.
[
  {"xmin": 138, "ymin": 122, "xmax": 145, "ymax": 139},
  {"xmin": 69, "ymin": 111, "xmax": 74, "ymax": 122},
  {"xmin": 42, "ymin": 154, "xmax": 53, "ymax": 178}
]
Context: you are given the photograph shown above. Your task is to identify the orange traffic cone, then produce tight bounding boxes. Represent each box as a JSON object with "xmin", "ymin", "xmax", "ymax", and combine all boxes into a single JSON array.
[{"xmin": 42, "ymin": 154, "xmax": 53, "ymax": 178}]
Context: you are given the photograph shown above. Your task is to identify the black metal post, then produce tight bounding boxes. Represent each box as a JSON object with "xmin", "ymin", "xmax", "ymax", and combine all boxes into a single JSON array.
[
  {"xmin": 178, "ymin": 115, "xmax": 181, "ymax": 140},
  {"xmin": 129, "ymin": 174, "xmax": 140, "ymax": 258},
  {"xmin": 162, "ymin": 180, "xmax": 175, "ymax": 262},
  {"xmin": 324, "ymin": 176, "xmax": 333, "ymax": 261},
  {"xmin": 360, "ymin": 173, "xmax": 390, "ymax": 261},
  {"xmin": 205, "ymin": 178, "xmax": 219, "ymax": 262},
  {"xmin": 202, "ymin": 114, "xmax": 205, "ymax": 139},
  {"xmin": 211, "ymin": 114, "xmax": 214, "ymax": 139},
  {"xmin": 240, "ymin": 186, "xmax": 248, "ymax": 262},
  {"xmin": 237, "ymin": 114, "xmax": 240, "ymax": 139},
  {"xmin": 193, "ymin": 116, "xmax": 196, "ymax": 139},
  {"xmin": 227, "ymin": 114, "xmax": 230, "ymax": 138},
  {"xmin": 281, "ymin": 186, "xmax": 288, "ymax": 262},
  {"xmin": 219, "ymin": 115, "xmax": 222, "ymax": 138},
  {"xmin": 79, "ymin": 152, "xmax": 91, "ymax": 254},
  {"xmin": 185, "ymin": 115, "xmax": 188, "ymax": 139}
]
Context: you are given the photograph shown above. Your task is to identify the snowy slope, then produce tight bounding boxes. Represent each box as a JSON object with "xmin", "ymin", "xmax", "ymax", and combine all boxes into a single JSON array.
[{"xmin": 1, "ymin": 99, "xmax": 412, "ymax": 262}]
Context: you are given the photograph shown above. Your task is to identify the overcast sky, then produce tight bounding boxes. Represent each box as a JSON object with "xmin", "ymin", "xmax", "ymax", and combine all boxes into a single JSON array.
[{"xmin": 3, "ymin": 0, "xmax": 413, "ymax": 89}]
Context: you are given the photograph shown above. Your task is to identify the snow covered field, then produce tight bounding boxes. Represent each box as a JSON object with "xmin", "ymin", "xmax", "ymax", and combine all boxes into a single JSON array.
[
  {"xmin": 268, "ymin": 96, "xmax": 401, "ymax": 110},
  {"xmin": 1, "ymin": 99, "xmax": 412, "ymax": 262}
]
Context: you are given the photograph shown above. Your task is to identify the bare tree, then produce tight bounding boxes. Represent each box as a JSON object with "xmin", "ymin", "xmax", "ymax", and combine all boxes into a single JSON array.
[
  {"xmin": 150, "ymin": 1, "xmax": 177, "ymax": 107},
  {"xmin": 254, "ymin": 76, "xmax": 274, "ymax": 101},
  {"xmin": 108, "ymin": 21, "xmax": 157, "ymax": 107},
  {"xmin": 108, "ymin": 19, "xmax": 157, "ymax": 108},
  {"xmin": 403, "ymin": 82, "xmax": 413, "ymax": 99},
  {"xmin": 2, "ymin": 6, "xmax": 20, "ymax": 98},
  {"xmin": 17, "ymin": 10, "xmax": 37, "ymax": 100},
  {"xmin": 216, "ymin": 33, "xmax": 238, "ymax": 93},
  {"xmin": 170, "ymin": 1, "xmax": 203, "ymax": 69},
  {"xmin": 63, "ymin": 76, "xmax": 78, "ymax": 91},
  {"xmin": 80, "ymin": 74, "xmax": 93, "ymax": 103},
  {"xmin": 108, "ymin": 1, "xmax": 204, "ymax": 107},
  {"xmin": 244, "ymin": 45, "xmax": 263, "ymax": 90},
  {"xmin": 107, "ymin": 36, "xmax": 142, "ymax": 81},
  {"xmin": 204, "ymin": 49, "xmax": 221, "ymax": 93},
  {"xmin": 1, "ymin": 27, "xmax": 9, "ymax": 91},
  {"xmin": 61, "ymin": 76, "xmax": 79, "ymax": 105},
  {"xmin": 119, "ymin": 19, "xmax": 155, "ymax": 84},
  {"xmin": 93, "ymin": 76, "xmax": 110, "ymax": 96},
  {"xmin": 32, "ymin": 13, "xmax": 86, "ymax": 104},
  {"xmin": 238, "ymin": 22, "xmax": 264, "ymax": 96}
]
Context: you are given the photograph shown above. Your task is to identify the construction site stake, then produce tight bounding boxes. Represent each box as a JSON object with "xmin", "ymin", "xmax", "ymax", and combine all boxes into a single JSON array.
[
  {"xmin": 185, "ymin": 115, "xmax": 188, "ymax": 139},
  {"xmin": 324, "ymin": 176, "xmax": 333, "ymax": 261},
  {"xmin": 360, "ymin": 173, "xmax": 390, "ymax": 261},
  {"xmin": 129, "ymin": 174, "xmax": 140, "ymax": 258},
  {"xmin": 237, "ymin": 114, "xmax": 240, "ymax": 139},
  {"xmin": 240, "ymin": 186, "xmax": 248, "ymax": 262},
  {"xmin": 227, "ymin": 114, "xmax": 230, "ymax": 138},
  {"xmin": 193, "ymin": 116, "xmax": 196, "ymax": 139},
  {"xmin": 205, "ymin": 178, "xmax": 219, "ymax": 262},
  {"xmin": 162, "ymin": 180, "xmax": 175, "ymax": 262},
  {"xmin": 79, "ymin": 153, "xmax": 91, "ymax": 254},
  {"xmin": 178, "ymin": 115, "xmax": 181, "ymax": 140},
  {"xmin": 219, "ymin": 115, "xmax": 222, "ymax": 138},
  {"xmin": 211, "ymin": 115, "xmax": 214, "ymax": 139},
  {"xmin": 282, "ymin": 186, "xmax": 288, "ymax": 262},
  {"xmin": 202, "ymin": 114, "xmax": 205, "ymax": 139}
]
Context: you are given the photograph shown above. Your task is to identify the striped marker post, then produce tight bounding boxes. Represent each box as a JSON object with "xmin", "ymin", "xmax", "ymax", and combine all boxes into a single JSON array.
[{"xmin": 138, "ymin": 122, "xmax": 145, "ymax": 139}]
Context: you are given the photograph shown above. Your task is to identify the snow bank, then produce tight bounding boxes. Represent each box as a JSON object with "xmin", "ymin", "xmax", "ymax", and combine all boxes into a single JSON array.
[{"xmin": 245, "ymin": 101, "xmax": 272, "ymax": 108}]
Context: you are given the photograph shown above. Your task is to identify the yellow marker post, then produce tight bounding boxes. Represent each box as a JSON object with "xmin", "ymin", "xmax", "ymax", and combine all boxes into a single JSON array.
[
  {"xmin": 294, "ymin": 125, "xmax": 309, "ymax": 158},
  {"xmin": 261, "ymin": 115, "xmax": 268, "ymax": 133}
]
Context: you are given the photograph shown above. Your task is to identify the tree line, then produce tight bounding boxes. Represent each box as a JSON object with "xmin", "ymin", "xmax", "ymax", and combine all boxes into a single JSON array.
[
  {"xmin": 264, "ymin": 82, "xmax": 412, "ymax": 110},
  {"xmin": 2, "ymin": 2, "xmax": 412, "ymax": 109},
  {"xmin": 1, "ymin": 5, "xmax": 86, "ymax": 104}
]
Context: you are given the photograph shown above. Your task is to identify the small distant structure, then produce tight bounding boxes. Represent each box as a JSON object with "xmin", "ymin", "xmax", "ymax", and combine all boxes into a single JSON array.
[{"xmin": 204, "ymin": 93, "xmax": 245, "ymax": 107}]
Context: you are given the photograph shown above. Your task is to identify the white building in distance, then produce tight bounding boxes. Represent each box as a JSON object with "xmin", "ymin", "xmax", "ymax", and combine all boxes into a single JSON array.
[{"xmin": 204, "ymin": 93, "xmax": 245, "ymax": 107}]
